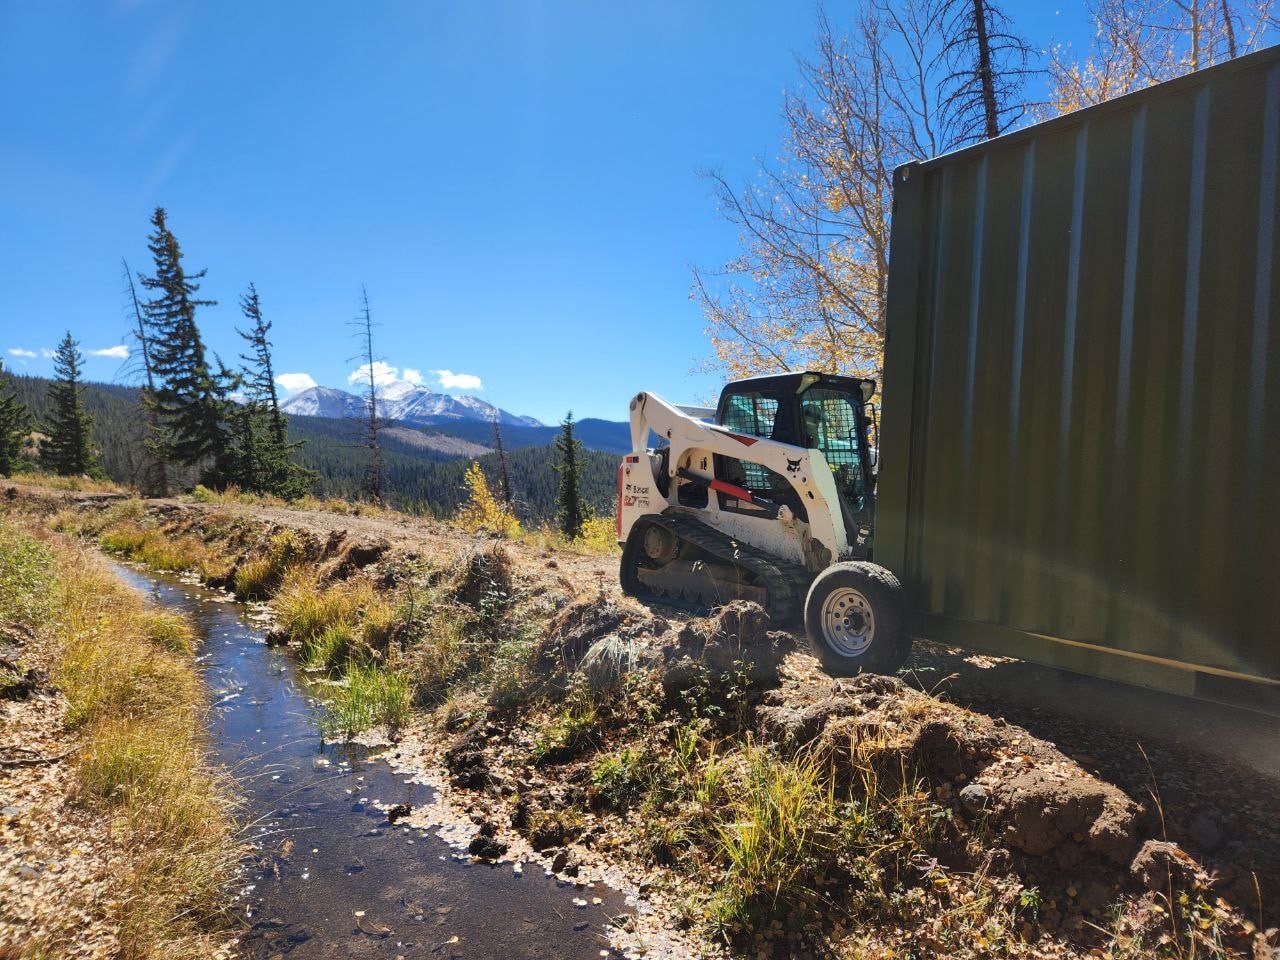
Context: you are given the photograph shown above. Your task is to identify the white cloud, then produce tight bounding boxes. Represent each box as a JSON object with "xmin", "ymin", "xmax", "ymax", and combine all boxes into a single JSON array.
[
  {"xmin": 275, "ymin": 372, "xmax": 318, "ymax": 395},
  {"xmin": 89, "ymin": 345, "xmax": 129, "ymax": 359},
  {"xmin": 39, "ymin": 348, "xmax": 54, "ymax": 358},
  {"xmin": 433, "ymin": 369, "xmax": 483, "ymax": 392},
  {"xmin": 7, "ymin": 348, "xmax": 36, "ymax": 358},
  {"xmin": 402, "ymin": 368, "xmax": 424, "ymax": 385},
  {"xmin": 347, "ymin": 360, "xmax": 400, "ymax": 387}
]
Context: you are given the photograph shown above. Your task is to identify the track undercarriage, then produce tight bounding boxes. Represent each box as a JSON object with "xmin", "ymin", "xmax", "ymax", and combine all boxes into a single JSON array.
[{"xmin": 619, "ymin": 513, "xmax": 809, "ymax": 625}]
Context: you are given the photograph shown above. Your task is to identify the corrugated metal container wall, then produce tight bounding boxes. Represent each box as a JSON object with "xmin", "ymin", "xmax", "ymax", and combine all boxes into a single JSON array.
[{"xmin": 877, "ymin": 46, "xmax": 1280, "ymax": 702}]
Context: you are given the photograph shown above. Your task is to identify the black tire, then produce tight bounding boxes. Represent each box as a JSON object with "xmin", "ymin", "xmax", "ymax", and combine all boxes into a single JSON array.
[
  {"xmin": 803, "ymin": 561, "xmax": 910, "ymax": 676},
  {"xmin": 618, "ymin": 521, "xmax": 649, "ymax": 598}
]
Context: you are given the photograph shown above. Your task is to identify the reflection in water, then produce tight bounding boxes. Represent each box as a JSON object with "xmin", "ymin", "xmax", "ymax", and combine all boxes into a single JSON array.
[{"xmin": 114, "ymin": 565, "xmax": 626, "ymax": 960}]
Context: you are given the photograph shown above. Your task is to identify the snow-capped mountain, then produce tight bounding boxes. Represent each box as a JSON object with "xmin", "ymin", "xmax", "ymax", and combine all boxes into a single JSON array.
[
  {"xmin": 281, "ymin": 381, "xmax": 543, "ymax": 428},
  {"xmin": 277, "ymin": 385, "xmax": 367, "ymax": 419}
]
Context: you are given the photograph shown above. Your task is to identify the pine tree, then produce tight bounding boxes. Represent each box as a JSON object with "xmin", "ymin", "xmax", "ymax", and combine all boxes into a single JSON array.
[
  {"xmin": 554, "ymin": 410, "xmax": 584, "ymax": 541},
  {"xmin": 236, "ymin": 283, "xmax": 315, "ymax": 500},
  {"xmin": 139, "ymin": 207, "xmax": 233, "ymax": 487},
  {"xmin": 43, "ymin": 332, "xmax": 96, "ymax": 476},
  {"xmin": 0, "ymin": 361, "xmax": 31, "ymax": 476}
]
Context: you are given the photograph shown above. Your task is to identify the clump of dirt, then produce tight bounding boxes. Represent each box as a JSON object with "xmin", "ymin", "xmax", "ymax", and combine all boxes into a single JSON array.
[
  {"xmin": 316, "ymin": 534, "xmax": 389, "ymax": 580},
  {"xmin": 538, "ymin": 595, "xmax": 664, "ymax": 670},
  {"xmin": 989, "ymin": 765, "xmax": 1141, "ymax": 864},
  {"xmin": 450, "ymin": 542, "xmax": 513, "ymax": 608},
  {"xmin": 653, "ymin": 600, "xmax": 785, "ymax": 696}
]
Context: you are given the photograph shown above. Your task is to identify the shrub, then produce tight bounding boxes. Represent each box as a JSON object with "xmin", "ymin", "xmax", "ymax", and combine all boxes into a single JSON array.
[{"xmin": 455, "ymin": 461, "xmax": 520, "ymax": 537}]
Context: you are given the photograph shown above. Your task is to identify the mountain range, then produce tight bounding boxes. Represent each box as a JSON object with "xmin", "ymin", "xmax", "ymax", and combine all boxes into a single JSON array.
[{"xmin": 281, "ymin": 380, "xmax": 544, "ymax": 428}]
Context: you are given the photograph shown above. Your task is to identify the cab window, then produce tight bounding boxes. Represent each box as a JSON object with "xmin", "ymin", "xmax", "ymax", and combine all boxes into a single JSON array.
[{"xmin": 800, "ymin": 388, "xmax": 866, "ymax": 511}]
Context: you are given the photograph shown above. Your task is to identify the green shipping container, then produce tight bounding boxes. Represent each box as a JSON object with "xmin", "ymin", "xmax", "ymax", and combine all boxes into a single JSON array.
[{"xmin": 877, "ymin": 46, "xmax": 1280, "ymax": 711}]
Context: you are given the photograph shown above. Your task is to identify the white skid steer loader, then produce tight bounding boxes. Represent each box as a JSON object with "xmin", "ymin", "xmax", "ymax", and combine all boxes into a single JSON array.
[{"xmin": 616, "ymin": 371, "xmax": 910, "ymax": 676}]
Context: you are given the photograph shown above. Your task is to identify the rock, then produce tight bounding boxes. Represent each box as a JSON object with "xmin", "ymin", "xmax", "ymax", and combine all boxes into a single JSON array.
[
  {"xmin": 990, "ymin": 768, "xmax": 1141, "ymax": 863},
  {"xmin": 1188, "ymin": 812, "xmax": 1224, "ymax": 852},
  {"xmin": 1130, "ymin": 839, "xmax": 1209, "ymax": 893},
  {"xmin": 959, "ymin": 783, "xmax": 990, "ymax": 816},
  {"xmin": 656, "ymin": 600, "xmax": 783, "ymax": 696}
]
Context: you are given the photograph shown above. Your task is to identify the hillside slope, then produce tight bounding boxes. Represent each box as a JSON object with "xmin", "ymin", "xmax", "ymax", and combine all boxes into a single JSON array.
[{"xmin": 12, "ymin": 484, "xmax": 1280, "ymax": 960}]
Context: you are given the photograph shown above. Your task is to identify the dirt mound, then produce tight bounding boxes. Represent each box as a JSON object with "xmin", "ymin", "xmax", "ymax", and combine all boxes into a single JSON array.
[
  {"xmin": 540, "ymin": 595, "xmax": 664, "ymax": 669},
  {"xmin": 990, "ymin": 766, "xmax": 1141, "ymax": 864},
  {"xmin": 450, "ymin": 542, "xmax": 513, "ymax": 607},
  {"xmin": 654, "ymin": 600, "xmax": 784, "ymax": 695},
  {"xmin": 443, "ymin": 720, "xmax": 493, "ymax": 790},
  {"xmin": 760, "ymin": 671, "xmax": 1147, "ymax": 890}
]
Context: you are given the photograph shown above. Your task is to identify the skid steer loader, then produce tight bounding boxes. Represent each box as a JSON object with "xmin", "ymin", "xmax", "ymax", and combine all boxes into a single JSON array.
[{"xmin": 616, "ymin": 371, "xmax": 909, "ymax": 676}]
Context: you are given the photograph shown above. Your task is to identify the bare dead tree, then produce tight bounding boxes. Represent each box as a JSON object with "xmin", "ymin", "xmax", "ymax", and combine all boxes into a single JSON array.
[
  {"xmin": 490, "ymin": 410, "xmax": 513, "ymax": 506},
  {"xmin": 936, "ymin": 0, "xmax": 1037, "ymax": 147},
  {"xmin": 350, "ymin": 286, "xmax": 384, "ymax": 505},
  {"xmin": 123, "ymin": 258, "xmax": 169, "ymax": 496}
]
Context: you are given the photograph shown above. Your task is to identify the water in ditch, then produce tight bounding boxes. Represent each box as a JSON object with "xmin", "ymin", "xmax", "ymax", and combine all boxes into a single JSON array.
[{"xmin": 112, "ymin": 563, "xmax": 628, "ymax": 959}]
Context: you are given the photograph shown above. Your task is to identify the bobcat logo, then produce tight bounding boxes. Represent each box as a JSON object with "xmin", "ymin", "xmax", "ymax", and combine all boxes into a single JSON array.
[{"xmin": 785, "ymin": 457, "xmax": 802, "ymax": 474}]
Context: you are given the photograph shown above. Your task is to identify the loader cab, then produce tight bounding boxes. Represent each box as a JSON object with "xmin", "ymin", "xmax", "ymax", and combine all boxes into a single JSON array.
[{"xmin": 714, "ymin": 371, "xmax": 877, "ymax": 547}]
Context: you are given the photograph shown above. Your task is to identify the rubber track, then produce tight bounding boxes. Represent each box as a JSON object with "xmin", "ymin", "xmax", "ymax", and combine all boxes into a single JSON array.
[{"xmin": 627, "ymin": 512, "xmax": 810, "ymax": 625}]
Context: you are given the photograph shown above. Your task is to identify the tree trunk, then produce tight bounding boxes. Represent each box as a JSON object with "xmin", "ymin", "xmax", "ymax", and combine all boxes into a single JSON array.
[{"xmin": 972, "ymin": 0, "xmax": 1001, "ymax": 139}]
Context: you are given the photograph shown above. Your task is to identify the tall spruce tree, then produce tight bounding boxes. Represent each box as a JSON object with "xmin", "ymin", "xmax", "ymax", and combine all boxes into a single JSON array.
[
  {"xmin": 44, "ymin": 333, "xmax": 96, "ymax": 476},
  {"xmin": 554, "ymin": 410, "xmax": 584, "ymax": 540},
  {"xmin": 236, "ymin": 283, "xmax": 315, "ymax": 499},
  {"xmin": 140, "ymin": 207, "xmax": 234, "ymax": 487},
  {"xmin": 0, "ymin": 360, "xmax": 31, "ymax": 476}
]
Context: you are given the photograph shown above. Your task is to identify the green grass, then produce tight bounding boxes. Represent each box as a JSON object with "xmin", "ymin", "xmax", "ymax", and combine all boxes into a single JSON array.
[{"xmin": 320, "ymin": 663, "xmax": 411, "ymax": 737}]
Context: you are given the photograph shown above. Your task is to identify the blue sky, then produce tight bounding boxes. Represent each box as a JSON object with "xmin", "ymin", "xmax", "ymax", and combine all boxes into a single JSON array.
[{"xmin": 1, "ymin": 1, "xmax": 1084, "ymax": 424}]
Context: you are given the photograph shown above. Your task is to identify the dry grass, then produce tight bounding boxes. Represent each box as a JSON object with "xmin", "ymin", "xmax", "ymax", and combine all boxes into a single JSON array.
[
  {"xmin": 0, "ymin": 520, "xmax": 239, "ymax": 959},
  {"xmin": 98, "ymin": 519, "xmax": 211, "ymax": 573},
  {"xmin": 9, "ymin": 469, "xmax": 128, "ymax": 494}
]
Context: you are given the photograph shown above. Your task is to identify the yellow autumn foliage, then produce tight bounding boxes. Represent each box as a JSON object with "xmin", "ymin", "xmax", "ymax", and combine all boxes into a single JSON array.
[{"xmin": 455, "ymin": 461, "xmax": 520, "ymax": 538}]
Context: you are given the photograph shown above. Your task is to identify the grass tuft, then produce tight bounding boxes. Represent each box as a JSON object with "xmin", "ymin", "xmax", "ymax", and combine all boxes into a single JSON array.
[{"xmin": 320, "ymin": 663, "xmax": 411, "ymax": 737}]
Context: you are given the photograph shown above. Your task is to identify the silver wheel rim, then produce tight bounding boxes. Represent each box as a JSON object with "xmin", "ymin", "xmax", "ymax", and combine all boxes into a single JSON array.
[{"xmin": 819, "ymin": 586, "xmax": 875, "ymax": 658}]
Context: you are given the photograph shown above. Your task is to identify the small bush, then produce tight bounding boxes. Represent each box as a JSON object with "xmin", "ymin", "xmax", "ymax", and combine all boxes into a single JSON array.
[
  {"xmin": 708, "ymin": 743, "xmax": 838, "ymax": 930},
  {"xmin": 455, "ymin": 461, "xmax": 520, "ymax": 537}
]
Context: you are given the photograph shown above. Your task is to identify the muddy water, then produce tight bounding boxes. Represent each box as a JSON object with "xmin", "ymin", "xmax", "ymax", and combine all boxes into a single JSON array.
[{"xmin": 113, "ymin": 564, "xmax": 627, "ymax": 960}]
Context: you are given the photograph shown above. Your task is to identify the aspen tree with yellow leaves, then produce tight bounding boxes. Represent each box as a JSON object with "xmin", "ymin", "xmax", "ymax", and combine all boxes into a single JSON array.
[
  {"xmin": 457, "ymin": 460, "xmax": 521, "ymax": 538},
  {"xmin": 694, "ymin": 1, "xmax": 1030, "ymax": 384},
  {"xmin": 1045, "ymin": 0, "xmax": 1276, "ymax": 114}
]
